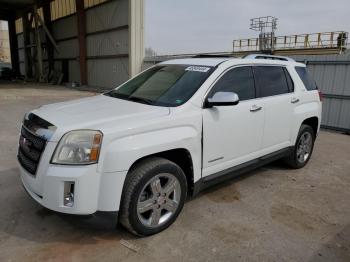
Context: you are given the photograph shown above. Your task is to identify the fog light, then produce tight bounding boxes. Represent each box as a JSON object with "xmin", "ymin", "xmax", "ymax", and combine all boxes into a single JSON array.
[{"xmin": 64, "ymin": 182, "xmax": 75, "ymax": 207}]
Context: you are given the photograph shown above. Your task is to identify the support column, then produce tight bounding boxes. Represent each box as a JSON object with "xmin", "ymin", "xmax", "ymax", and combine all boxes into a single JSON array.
[
  {"xmin": 43, "ymin": 1, "xmax": 54, "ymax": 73},
  {"xmin": 8, "ymin": 14, "xmax": 20, "ymax": 76},
  {"xmin": 76, "ymin": 0, "xmax": 87, "ymax": 85},
  {"xmin": 129, "ymin": 0, "xmax": 145, "ymax": 77},
  {"xmin": 33, "ymin": 5, "xmax": 44, "ymax": 82},
  {"xmin": 22, "ymin": 13, "xmax": 32, "ymax": 80}
]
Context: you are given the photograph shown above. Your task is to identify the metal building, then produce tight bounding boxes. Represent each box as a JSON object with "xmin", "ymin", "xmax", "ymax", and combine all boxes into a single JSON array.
[
  {"xmin": 0, "ymin": 0, "xmax": 144, "ymax": 90},
  {"xmin": 291, "ymin": 53, "xmax": 350, "ymax": 133}
]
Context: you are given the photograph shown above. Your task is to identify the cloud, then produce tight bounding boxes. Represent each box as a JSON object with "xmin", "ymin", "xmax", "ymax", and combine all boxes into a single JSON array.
[{"xmin": 145, "ymin": 0, "xmax": 350, "ymax": 54}]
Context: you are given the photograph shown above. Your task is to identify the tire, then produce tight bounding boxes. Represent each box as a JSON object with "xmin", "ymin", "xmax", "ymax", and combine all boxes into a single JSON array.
[
  {"xmin": 284, "ymin": 124, "xmax": 315, "ymax": 169},
  {"xmin": 119, "ymin": 157, "xmax": 187, "ymax": 236}
]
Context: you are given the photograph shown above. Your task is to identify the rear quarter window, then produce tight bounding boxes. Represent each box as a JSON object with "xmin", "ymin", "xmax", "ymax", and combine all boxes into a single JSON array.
[{"xmin": 295, "ymin": 67, "xmax": 317, "ymax": 91}]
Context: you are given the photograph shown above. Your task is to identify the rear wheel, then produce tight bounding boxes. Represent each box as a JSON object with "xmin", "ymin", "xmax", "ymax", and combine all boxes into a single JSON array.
[
  {"xmin": 119, "ymin": 157, "xmax": 187, "ymax": 236},
  {"xmin": 285, "ymin": 124, "xmax": 315, "ymax": 169}
]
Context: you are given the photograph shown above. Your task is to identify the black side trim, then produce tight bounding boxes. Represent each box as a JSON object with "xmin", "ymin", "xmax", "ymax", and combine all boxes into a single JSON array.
[{"xmin": 193, "ymin": 147, "xmax": 293, "ymax": 196}]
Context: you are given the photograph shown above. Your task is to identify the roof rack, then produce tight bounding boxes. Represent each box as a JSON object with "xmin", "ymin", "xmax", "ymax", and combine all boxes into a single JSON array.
[{"xmin": 243, "ymin": 54, "xmax": 295, "ymax": 62}]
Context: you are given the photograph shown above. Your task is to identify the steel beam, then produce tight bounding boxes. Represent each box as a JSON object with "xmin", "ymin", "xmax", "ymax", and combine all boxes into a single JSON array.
[
  {"xmin": 42, "ymin": 1, "xmax": 54, "ymax": 72},
  {"xmin": 7, "ymin": 13, "xmax": 20, "ymax": 76},
  {"xmin": 76, "ymin": 0, "xmax": 87, "ymax": 85},
  {"xmin": 306, "ymin": 60, "xmax": 350, "ymax": 65},
  {"xmin": 49, "ymin": 25, "xmax": 129, "ymax": 43},
  {"xmin": 33, "ymin": 5, "xmax": 44, "ymax": 82},
  {"xmin": 22, "ymin": 13, "xmax": 32, "ymax": 80}
]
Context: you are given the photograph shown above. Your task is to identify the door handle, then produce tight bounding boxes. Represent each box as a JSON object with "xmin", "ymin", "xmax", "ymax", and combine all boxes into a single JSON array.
[
  {"xmin": 250, "ymin": 105, "xmax": 262, "ymax": 112},
  {"xmin": 291, "ymin": 97, "xmax": 300, "ymax": 104}
]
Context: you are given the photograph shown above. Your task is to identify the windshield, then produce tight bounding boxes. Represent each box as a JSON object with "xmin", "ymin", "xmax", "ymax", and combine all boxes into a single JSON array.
[{"xmin": 105, "ymin": 64, "xmax": 214, "ymax": 107}]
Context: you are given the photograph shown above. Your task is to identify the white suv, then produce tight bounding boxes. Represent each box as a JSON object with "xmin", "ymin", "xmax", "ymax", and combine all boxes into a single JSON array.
[{"xmin": 18, "ymin": 54, "xmax": 322, "ymax": 236}]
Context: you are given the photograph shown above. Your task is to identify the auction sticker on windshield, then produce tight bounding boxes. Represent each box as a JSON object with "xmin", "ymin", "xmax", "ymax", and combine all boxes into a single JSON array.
[{"xmin": 185, "ymin": 66, "xmax": 210, "ymax": 73}]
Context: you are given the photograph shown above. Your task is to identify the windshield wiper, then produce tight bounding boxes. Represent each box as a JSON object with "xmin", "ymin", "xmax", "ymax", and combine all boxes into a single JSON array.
[
  {"xmin": 128, "ymin": 96, "xmax": 154, "ymax": 105},
  {"xmin": 105, "ymin": 92, "xmax": 154, "ymax": 105},
  {"xmin": 104, "ymin": 92, "xmax": 116, "ymax": 98}
]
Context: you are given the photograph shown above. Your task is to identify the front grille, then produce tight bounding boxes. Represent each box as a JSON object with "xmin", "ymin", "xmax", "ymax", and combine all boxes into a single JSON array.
[{"xmin": 18, "ymin": 126, "xmax": 47, "ymax": 175}]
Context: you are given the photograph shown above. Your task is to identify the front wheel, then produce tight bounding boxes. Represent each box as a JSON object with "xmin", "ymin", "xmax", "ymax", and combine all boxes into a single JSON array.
[
  {"xmin": 285, "ymin": 124, "xmax": 315, "ymax": 169},
  {"xmin": 119, "ymin": 157, "xmax": 187, "ymax": 236}
]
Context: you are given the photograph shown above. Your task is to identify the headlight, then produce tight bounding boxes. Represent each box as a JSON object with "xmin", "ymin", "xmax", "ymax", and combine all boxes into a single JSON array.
[{"xmin": 51, "ymin": 130, "xmax": 103, "ymax": 165}]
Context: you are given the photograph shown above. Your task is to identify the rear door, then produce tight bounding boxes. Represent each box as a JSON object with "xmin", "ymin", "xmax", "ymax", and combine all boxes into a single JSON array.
[{"xmin": 253, "ymin": 66, "xmax": 296, "ymax": 153}]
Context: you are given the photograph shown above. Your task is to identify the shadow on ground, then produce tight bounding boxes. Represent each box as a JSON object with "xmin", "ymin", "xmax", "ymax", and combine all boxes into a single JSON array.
[
  {"xmin": 1, "ymin": 160, "xmax": 287, "ymax": 246},
  {"xmin": 0, "ymin": 162, "xmax": 285, "ymax": 244}
]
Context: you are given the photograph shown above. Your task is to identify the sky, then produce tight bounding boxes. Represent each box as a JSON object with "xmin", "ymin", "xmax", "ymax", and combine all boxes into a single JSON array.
[{"xmin": 145, "ymin": 0, "xmax": 350, "ymax": 55}]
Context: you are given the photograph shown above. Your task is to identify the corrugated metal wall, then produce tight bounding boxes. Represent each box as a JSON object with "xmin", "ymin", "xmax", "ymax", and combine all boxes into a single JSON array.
[
  {"xmin": 52, "ymin": 15, "xmax": 77, "ymax": 39},
  {"xmin": 16, "ymin": 0, "xmax": 129, "ymax": 89},
  {"xmin": 291, "ymin": 53, "xmax": 350, "ymax": 132},
  {"xmin": 86, "ymin": 0, "xmax": 129, "ymax": 88}
]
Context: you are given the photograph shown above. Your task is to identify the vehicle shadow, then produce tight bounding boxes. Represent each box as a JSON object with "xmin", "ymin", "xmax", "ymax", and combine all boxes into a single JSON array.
[
  {"xmin": 1, "ymin": 160, "xmax": 289, "ymax": 245},
  {"xmin": 192, "ymin": 159, "xmax": 289, "ymax": 200}
]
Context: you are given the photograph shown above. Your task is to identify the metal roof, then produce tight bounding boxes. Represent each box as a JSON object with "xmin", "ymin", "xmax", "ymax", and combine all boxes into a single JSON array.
[{"xmin": 0, "ymin": 0, "xmax": 48, "ymax": 20}]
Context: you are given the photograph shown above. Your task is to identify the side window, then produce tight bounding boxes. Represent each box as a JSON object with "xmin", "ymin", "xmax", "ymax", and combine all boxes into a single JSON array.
[
  {"xmin": 295, "ymin": 66, "xmax": 317, "ymax": 91},
  {"xmin": 209, "ymin": 67, "xmax": 255, "ymax": 101},
  {"xmin": 254, "ymin": 66, "xmax": 290, "ymax": 98}
]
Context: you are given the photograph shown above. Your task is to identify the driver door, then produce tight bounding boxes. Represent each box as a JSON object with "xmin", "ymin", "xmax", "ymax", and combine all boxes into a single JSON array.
[{"xmin": 202, "ymin": 66, "xmax": 265, "ymax": 177}]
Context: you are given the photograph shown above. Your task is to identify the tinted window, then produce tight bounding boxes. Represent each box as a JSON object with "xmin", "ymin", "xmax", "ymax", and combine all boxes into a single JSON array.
[
  {"xmin": 105, "ymin": 65, "xmax": 213, "ymax": 107},
  {"xmin": 295, "ymin": 66, "xmax": 317, "ymax": 91},
  {"xmin": 254, "ymin": 66, "xmax": 290, "ymax": 98},
  {"xmin": 209, "ymin": 67, "xmax": 255, "ymax": 101}
]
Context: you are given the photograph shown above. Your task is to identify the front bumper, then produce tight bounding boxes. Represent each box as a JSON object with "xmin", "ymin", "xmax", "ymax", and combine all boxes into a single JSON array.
[
  {"xmin": 19, "ymin": 161, "xmax": 129, "ymax": 215},
  {"xmin": 20, "ymin": 163, "xmax": 101, "ymax": 215}
]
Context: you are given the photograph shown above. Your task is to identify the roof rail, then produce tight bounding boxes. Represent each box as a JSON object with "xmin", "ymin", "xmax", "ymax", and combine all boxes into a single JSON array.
[
  {"xmin": 244, "ymin": 54, "xmax": 295, "ymax": 62},
  {"xmin": 193, "ymin": 54, "xmax": 233, "ymax": 58}
]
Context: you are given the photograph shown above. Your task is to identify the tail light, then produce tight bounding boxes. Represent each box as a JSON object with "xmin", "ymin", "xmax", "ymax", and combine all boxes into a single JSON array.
[{"xmin": 318, "ymin": 90, "xmax": 323, "ymax": 101}]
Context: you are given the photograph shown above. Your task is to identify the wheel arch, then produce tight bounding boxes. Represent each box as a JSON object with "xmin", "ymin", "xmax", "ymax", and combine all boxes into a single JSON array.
[
  {"xmin": 124, "ymin": 148, "xmax": 195, "ymax": 197},
  {"xmin": 301, "ymin": 116, "xmax": 319, "ymax": 136}
]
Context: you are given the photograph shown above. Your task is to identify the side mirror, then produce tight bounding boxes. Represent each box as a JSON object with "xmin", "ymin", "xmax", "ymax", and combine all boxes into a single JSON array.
[{"xmin": 205, "ymin": 91, "xmax": 240, "ymax": 108}]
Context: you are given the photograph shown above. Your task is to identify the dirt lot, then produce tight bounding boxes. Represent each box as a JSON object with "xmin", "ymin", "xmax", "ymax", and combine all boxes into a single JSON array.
[{"xmin": 0, "ymin": 82, "xmax": 350, "ymax": 262}]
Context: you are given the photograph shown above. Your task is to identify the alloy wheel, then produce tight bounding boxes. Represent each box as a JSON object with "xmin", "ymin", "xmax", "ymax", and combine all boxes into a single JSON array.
[
  {"xmin": 296, "ymin": 131, "xmax": 313, "ymax": 163},
  {"xmin": 137, "ymin": 173, "xmax": 181, "ymax": 228}
]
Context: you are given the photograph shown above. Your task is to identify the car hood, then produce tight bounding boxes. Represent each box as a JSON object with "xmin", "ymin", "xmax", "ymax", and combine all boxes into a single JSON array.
[{"xmin": 31, "ymin": 94, "xmax": 170, "ymax": 141}]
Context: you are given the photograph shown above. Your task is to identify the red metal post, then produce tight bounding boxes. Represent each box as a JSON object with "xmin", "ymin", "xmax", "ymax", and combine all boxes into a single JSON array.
[
  {"xmin": 43, "ymin": 1, "xmax": 54, "ymax": 73},
  {"xmin": 8, "ymin": 13, "xmax": 20, "ymax": 76},
  {"xmin": 76, "ymin": 0, "xmax": 87, "ymax": 85}
]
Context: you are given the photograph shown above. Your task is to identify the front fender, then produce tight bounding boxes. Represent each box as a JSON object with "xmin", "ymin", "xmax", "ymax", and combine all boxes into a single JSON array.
[
  {"xmin": 95, "ymin": 126, "xmax": 201, "ymax": 212},
  {"xmin": 101, "ymin": 126, "xmax": 201, "ymax": 178}
]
